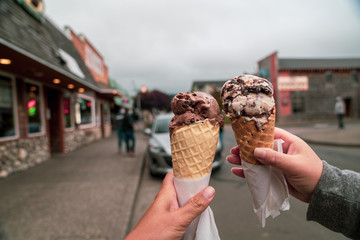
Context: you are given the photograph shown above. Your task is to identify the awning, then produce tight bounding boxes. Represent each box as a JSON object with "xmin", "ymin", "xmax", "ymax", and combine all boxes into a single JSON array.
[{"xmin": 109, "ymin": 79, "xmax": 133, "ymax": 108}]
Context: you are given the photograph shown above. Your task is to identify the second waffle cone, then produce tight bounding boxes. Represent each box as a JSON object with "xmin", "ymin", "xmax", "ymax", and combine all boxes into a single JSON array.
[
  {"xmin": 171, "ymin": 119, "xmax": 219, "ymax": 179},
  {"xmin": 231, "ymin": 112, "xmax": 275, "ymax": 165}
]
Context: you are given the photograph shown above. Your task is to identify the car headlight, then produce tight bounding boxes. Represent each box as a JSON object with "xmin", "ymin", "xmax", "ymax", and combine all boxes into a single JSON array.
[{"xmin": 149, "ymin": 139, "xmax": 166, "ymax": 154}]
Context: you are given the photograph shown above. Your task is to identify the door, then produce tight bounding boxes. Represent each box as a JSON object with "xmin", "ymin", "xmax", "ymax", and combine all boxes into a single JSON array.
[{"xmin": 46, "ymin": 88, "xmax": 64, "ymax": 153}]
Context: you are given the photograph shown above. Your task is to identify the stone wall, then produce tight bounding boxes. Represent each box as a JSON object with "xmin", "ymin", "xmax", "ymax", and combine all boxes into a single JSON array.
[
  {"xmin": 0, "ymin": 136, "xmax": 50, "ymax": 178},
  {"xmin": 64, "ymin": 126, "xmax": 102, "ymax": 153}
]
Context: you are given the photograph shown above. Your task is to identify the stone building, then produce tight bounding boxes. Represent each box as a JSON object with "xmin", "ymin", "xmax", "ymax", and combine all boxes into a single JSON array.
[
  {"xmin": 0, "ymin": 0, "xmax": 122, "ymax": 177},
  {"xmin": 192, "ymin": 52, "xmax": 360, "ymax": 123},
  {"xmin": 258, "ymin": 52, "xmax": 360, "ymax": 122}
]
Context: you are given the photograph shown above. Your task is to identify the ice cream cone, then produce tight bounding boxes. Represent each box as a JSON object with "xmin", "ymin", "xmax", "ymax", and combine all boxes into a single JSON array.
[
  {"xmin": 231, "ymin": 110, "xmax": 275, "ymax": 165},
  {"xmin": 171, "ymin": 119, "xmax": 220, "ymax": 179}
]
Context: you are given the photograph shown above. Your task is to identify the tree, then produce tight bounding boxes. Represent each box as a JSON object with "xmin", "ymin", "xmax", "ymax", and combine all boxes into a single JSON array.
[{"xmin": 136, "ymin": 90, "xmax": 171, "ymax": 111}]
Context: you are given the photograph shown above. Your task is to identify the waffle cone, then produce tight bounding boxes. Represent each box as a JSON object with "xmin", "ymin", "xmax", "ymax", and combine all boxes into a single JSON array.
[
  {"xmin": 171, "ymin": 119, "xmax": 219, "ymax": 179},
  {"xmin": 231, "ymin": 111, "xmax": 275, "ymax": 165}
]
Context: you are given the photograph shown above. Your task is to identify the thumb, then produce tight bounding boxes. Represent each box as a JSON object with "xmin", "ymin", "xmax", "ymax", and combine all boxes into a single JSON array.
[
  {"xmin": 254, "ymin": 148, "xmax": 293, "ymax": 171},
  {"xmin": 177, "ymin": 186, "xmax": 215, "ymax": 225}
]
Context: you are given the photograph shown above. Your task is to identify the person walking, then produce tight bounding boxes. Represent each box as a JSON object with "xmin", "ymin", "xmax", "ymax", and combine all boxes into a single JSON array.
[
  {"xmin": 123, "ymin": 108, "xmax": 136, "ymax": 157},
  {"xmin": 334, "ymin": 96, "xmax": 345, "ymax": 129},
  {"xmin": 115, "ymin": 108, "xmax": 125, "ymax": 154}
]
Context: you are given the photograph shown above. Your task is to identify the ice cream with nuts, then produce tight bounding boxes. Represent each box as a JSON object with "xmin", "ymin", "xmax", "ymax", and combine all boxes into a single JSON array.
[{"xmin": 221, "ymin": 75, "xmax": 276, "ymax": 164}]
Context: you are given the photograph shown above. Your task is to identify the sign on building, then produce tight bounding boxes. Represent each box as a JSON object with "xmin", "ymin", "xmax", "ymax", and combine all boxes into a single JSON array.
[{"xmin": 278, "ymin": 76, "xmax": 309, "ymax": 91}]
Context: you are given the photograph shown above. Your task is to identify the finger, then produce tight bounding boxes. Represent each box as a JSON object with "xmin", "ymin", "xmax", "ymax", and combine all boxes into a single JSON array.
[
  {"xmin": 231, "ymin": 167, "xmax": 245, "ymax": 178},
  {"xmin": 156, "ymin": 171, "xmax": 177, "ymax": 204},
  {"xmin": 177, "ymin": 186, "xmax": 215, "ymax": 224},
  {"xmin": 230, "ymin": 146, "xmax": 240, "ymax": 156},
  {"xmin": 254, "ymin": 148, "xmax": 295, "ymax": 172},
  {"xmin": 226, "ymin": 155, "xmax": 242, "ymax": 165},
  {"xmin": 274, "ymin": 127, "xmax": 301, "ymax": 151}
]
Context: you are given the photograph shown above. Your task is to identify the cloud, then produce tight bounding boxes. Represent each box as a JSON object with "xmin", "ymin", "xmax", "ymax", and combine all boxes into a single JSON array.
[{"xmin": 45, "ymin": 0, "xmax": 360, "ymax": 94}]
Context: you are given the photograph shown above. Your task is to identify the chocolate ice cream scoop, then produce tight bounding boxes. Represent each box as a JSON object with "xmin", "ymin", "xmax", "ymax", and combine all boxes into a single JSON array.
[
  {"xmin": 221, "ymin": 75, "xmax": 275, "ymax": 129},
  {"xmin": 169, "ymin": 92, "xmax": 224, "ymax": 135}
]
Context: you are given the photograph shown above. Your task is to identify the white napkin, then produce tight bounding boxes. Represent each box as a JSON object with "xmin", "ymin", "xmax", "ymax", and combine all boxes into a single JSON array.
[
  {"xmin": 174, "ymin": 174, "xmax": 220, "ymax": 240},
  {"xmin": 242, "ymin": 139, "xmax": 290, "ymax": 227}
]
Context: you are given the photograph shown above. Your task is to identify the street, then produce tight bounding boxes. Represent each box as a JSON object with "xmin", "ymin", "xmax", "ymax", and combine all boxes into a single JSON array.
[{"xmin": 129, "ymin": 126, "xmax": 360, "ymax": 239}]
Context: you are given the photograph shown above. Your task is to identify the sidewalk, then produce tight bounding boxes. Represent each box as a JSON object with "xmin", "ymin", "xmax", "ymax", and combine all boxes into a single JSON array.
[
  {"xmin": 279, "ymin": 120, "xmax": 360, "ymax": 147},
  {"xmin": 0, "ymin": 131, "xmax": 148, "ymax": 240}
]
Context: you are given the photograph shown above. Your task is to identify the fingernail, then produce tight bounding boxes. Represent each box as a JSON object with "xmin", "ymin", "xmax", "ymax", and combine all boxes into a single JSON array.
[
  {"xmin": 254, "ymin": 148, "xmax": 266, "ymax": 160},
  {"xmin": 202, "ymin": 186, "xmax": 215, "ymax": 200}
]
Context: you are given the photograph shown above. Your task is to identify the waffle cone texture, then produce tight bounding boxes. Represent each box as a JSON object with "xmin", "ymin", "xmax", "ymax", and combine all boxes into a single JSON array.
[
  {"xmin": 171, "ymin": 119, "xmax": 219, "ymax": 179},
  {"xmin": 231, "ymin": 111, "xmax": 275, "ymax": 165}
]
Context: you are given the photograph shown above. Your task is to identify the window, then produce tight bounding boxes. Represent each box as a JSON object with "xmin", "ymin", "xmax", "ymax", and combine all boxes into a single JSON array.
[
  {"xmin": 76, "ymin": 94, "xmax": 95, "ymax": 127},
  {"xmin": 103, "ymin": 103, "xmax": 110, "ymax": 123},
  {"xmin": 26, "ymin": 82, "xmax": 44, "ymax": 135},
  {"xmin": 63, "ymin": 97, "xmax": 72, "ymax": 128},
  {"xmin": 0, "ymin": 75, "xmax": 17, "ymax": 140}
]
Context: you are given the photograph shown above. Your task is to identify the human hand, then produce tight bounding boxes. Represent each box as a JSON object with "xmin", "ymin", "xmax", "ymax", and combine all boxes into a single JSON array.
[
  {"xmin": 124, "ymin": 171, "xmax": 215, "ymax": 240},
  {"xmin": 227, "ymin": 127, "xmax": 323, "ymax": 203}
]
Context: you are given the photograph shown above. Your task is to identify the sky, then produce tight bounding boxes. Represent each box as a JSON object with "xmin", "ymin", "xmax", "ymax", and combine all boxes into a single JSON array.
[{"xmin": 45, "ymin": 0, "xmax": 360, "ymax": 95}]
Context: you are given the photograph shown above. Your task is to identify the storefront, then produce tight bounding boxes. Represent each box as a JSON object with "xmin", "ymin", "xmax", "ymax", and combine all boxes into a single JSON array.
[
  {"xmin": 258, "ymin": 52, "xmax": 360, "ymax": 122},
  {"xmin": 0, "ymin": 0, "xmax": 121, "ymax": 177}
]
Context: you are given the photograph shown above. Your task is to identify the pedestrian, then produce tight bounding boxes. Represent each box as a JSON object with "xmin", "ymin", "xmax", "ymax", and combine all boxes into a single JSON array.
[
  {"xmin": 125, "ymin": 127, "xmax": 360, "ymax": 240},
  {"xmin": 123, "ymin": 108, "xmax": 136, "ymax": 157},
  {"xmin": 334, "ymin": 96, "xmax": 345, "ymax": 129},
  {"xmin": 115, "ymin": 108, "xmax": 125, "ymax": 154}
]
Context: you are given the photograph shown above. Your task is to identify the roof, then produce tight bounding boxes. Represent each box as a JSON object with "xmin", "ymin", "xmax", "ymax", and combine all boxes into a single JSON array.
[
  {"xmin": 191, "ymin": 80, "xmax": 227, "ymax": 91},
  {"xmin": 278, "ymin": 58, "xmax": 360, "ymax": 70},
  {"xmin": 0, "ymin": 0, "xmax": 118, "ymax": 95}
]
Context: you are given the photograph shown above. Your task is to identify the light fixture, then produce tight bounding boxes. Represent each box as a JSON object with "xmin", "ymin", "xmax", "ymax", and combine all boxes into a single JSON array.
[
  {"xmin": 140, "ymin": 85, "xmax": 147, "ymax": 93},
  {"xmin": 67, "ymin": 84, "xmax": 74, "ymax": 89},
  {"xmin": 78, "ymin": 88, "xmax": 85, "ymax": 93},
  {"xmin": 53, "ymin": 78, "xmax": 61, "ymax": 84},
  {"xmin": 0, "ymin": 59, "xmax": 11, "ymax": 65}
]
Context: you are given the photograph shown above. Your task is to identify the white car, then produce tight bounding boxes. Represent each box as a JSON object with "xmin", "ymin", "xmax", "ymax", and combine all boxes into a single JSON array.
[{"xmin": 145, "ymin": 113, "xmax": 223, "ymax": 177}]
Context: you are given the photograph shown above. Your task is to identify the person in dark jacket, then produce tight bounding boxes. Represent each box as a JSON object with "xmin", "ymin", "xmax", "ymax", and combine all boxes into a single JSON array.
[
  {"xmin": 122, "ymin": 108, "xmax": 136, "ymax": 157},
  {"xmin": 115, "ymin": 108, "xmax": 125, "ymax": 154}
]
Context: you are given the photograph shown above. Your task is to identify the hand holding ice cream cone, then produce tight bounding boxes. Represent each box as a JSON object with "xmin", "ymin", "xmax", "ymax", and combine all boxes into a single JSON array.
[{"xmin": 169, "ymin": 91, "xmax": 223, "ymax": 240}]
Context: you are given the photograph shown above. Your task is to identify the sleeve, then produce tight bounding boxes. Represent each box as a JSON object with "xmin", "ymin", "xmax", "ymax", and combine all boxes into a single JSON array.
[{"xmin": 307, "ymin": 161, "xmax": 360, "ymax": 239}]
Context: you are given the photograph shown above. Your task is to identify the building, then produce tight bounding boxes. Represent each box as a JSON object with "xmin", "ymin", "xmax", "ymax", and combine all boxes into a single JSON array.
[
  {"xmin": 0, "ymin": 0, "xmax": 122, "ymax": 177},
  {"xmin": 258, "ymin": 52, "xmax": 360, "ymax": 122}
]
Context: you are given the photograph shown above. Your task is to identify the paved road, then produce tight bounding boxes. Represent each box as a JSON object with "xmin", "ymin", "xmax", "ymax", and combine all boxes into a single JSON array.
[{"xmin": 130, "ymin": 126, "xmax": 360, "ymax": 239}]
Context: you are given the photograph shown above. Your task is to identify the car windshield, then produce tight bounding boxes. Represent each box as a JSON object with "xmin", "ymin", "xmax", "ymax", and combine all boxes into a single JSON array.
[{"xmin": 154, "ymin": 117, "xmax": 171, "ymax": 134}]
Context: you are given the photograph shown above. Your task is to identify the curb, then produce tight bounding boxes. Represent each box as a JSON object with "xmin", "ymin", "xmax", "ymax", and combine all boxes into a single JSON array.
[{"xmin": 300, "ymin": 138, "xmax": 360, "ymax": 148}]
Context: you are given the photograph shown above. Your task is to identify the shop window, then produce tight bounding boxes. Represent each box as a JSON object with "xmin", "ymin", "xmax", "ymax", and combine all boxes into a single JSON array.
[
  {"xmin": 76, "ymin": 94, "xmax": 95, "ymax": 127},
  {"xmin": 26, "ymin": 82, "xmax": 44, "ymax": 135},
  {"xmin": 63, "ymin": 97, "xmax": 72, "ymax": 128},
  {"xmin": 103, "ymin": 103, "xmax": 110, "ymax": 123},
  {"xmin": 292, "ymin": 96, "xmax": 305, "ymax": 113},
  {"xmin": 0, "ymin": 75, "xmax": 17, "ymax": 140},
  {"xmin": 351, "ymin": 70, "xmax": 358, "ymax": 84},
  {"xmin": 325, "ymin": 71, "xmax": 333, "ymax": 83}
]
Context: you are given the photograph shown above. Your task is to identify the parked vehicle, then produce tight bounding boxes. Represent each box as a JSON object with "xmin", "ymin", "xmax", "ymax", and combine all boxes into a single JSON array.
[{"xmin": 145, "ymin": 113, "xmax": 223, "ymax": 177}]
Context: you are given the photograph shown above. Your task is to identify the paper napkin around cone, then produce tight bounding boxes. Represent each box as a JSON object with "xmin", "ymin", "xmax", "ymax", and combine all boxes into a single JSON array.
[{"xmin": 242, "ymin": 139, "xmax": 290, "ymax": 227}]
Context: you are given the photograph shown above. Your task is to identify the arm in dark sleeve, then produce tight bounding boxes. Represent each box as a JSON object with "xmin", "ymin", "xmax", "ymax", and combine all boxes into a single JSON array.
[{"xmin": 307, "ymin": 161, "xmax": 360, "ymax": 239}]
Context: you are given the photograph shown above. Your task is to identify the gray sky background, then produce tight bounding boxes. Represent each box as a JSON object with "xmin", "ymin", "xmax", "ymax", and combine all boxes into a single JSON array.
[{"xmin": 45, "ymin": 0, "xmax": 360, "ymax": 95}]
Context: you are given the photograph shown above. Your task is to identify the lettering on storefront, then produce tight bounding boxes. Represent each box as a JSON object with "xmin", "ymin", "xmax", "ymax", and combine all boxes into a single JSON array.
[{"xmin": 278, "ymin": 76, "xmax": 309, "ymax": 91}]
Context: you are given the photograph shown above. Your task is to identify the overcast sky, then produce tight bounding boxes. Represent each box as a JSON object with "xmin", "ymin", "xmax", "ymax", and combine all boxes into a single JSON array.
[{"xmin": 45, "ymin": 0, "xmax": 360, "ymax": 95}]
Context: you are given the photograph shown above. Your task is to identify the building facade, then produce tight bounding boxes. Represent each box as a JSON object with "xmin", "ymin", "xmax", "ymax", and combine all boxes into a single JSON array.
[
  {"xmin": 192, "ymin": 52, "xmax": 360, "ymax": 123},
  {"xmin": 258, "ymin": 52, "xmax": 360, "ymax": 122},
  {"xmin": 0, "ymin": 0, "xmax": 121, "ymax": 178}
]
